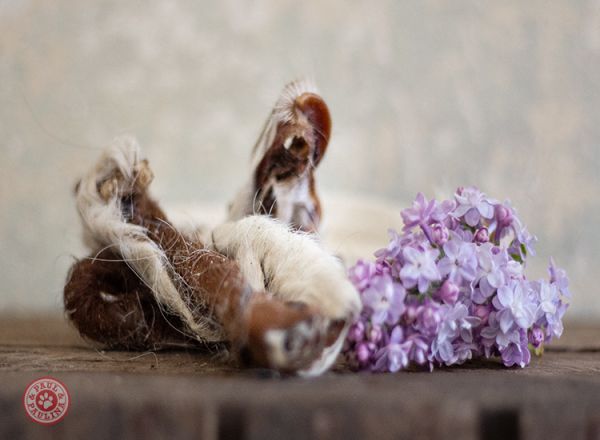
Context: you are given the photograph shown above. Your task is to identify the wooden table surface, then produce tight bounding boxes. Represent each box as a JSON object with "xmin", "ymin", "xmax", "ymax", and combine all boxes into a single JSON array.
[{"xmin": 0, "ymin": 315, "xmax": 598, "ymax": 440}]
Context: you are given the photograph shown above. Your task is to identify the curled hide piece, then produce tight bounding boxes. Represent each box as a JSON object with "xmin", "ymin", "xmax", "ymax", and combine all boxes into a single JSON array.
[
  {"xmin": 64, "ymin": 81, "xmax": 361, "ymax": 376},
  {"xmin": 228, "ymin": 79, "xmax": 330, "ymax": 233}
]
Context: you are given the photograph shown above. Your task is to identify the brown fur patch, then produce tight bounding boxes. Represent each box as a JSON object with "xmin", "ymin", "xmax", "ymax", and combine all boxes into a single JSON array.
[{"xmin": 64, "ymin": 249, "xmax": 196, "ymax": 350}]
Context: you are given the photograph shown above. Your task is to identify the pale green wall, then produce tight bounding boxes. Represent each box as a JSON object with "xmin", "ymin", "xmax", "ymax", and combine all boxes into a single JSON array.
[{"xmin": 1, "ymin": 0, "xmax": 599, "ymax": 320}]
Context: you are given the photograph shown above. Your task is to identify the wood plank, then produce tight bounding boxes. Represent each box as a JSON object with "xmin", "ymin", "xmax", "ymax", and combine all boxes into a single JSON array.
[{"xmin": 1, "ymin": 315, "xmax": 599, "ymax": 439}]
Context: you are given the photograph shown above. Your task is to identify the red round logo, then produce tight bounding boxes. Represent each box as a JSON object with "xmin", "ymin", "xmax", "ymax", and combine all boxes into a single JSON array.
[{"xmin": 23, "ymin": 377, "xmax": 70, "ymax": 425}]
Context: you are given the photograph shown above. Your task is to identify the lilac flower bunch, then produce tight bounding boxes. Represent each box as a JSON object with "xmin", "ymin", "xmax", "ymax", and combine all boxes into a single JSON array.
[{"xmin": 344, "ymin": 187, "xmax": 570, "ymax": 372}]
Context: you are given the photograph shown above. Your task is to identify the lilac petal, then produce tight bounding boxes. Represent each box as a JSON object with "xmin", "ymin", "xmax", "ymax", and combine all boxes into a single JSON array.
[
  {"xmin": 464, "ymin": 208, "xmax": 481, "ymax": 227},
  {"xmin": 437, "ymin": 258, "xmax": 455, "ymax": 276},
  {"xmin": 515, "ymin": 315, "xmax": 530, "ymax": 329},
  {"xmin": 477, "ymin": 201, "xmax": 494, "ymax": 219},
  {"xmin": 421, "ymin": 261, "xmax": 441, "ymax": 281},
  {"xmin": 487, "ymin": 270, "xmax": 505, "ymax": 289},
  {"xmin": 504, "ymin": 260, "xmax": 523, "ymax": 278},
  {"xmin": 551, "ymin": 319, "xmax": 564, "ymax": 338},
  {"xmin": 373, "ymin": 350, "xmax": 389, "ymax": 372},
  {"xmin": 414, "ymin": 349, "xmax": 426, "ymax": 365},
  {"xmin": 417, "ymin": 276, "xmax": 430, "ymax": 294},
  {"xmin": 361, "ymin": 287, "xmax": 378, "ymax": 305},
  {"xmin": 496, "ymin": 285, "xmax": 513, "ymax": 308},
  {"xmin": 499, "ymin": 310, "xmax": 514, "ymax": 334},
  {"xmin": 480, "ymin": 324, "xmax": 496, "ymax": 339},
  {"xmin": 471, "ymin": 288, "xmax": 487, "ymax": 305},
  {"xmin": 515, "ymin": 308, "xmax": 534, "ymax": 329},
  {"xmin": 403, "ymin": 247, "xmax": 420, "ymax": 263},
  {"xmin": 389, "ymin": 358, "xmax": 402, "ymax": 373},
  {"xmin": 459, "ymin": 265, "xmax": 477, "ymax": 282},
  {"xmin": 478, "ymin": 249, "xmax": 492, "ymax": 271},
  {"xmin": 461, "ymin": 328, "xmax": 473, "ymax": 343},
  {"xmin": 501, "ymin": 345, "xmax": 518, "ymax": 367},
  {"xmin": 390, "ymin": 326, "xmax": 404, "ymax": 343},
  {"xmin": 402, "ymin": 277, "xmax": 417, "ymax": 290},
  {"xmin": 496, "ymin": 330, "xmax": 511, "ymax": 348},
  {"xmin": 542, "ymin": 300, "xmax": 557, "ymax": 315},
  {"xmin": 388, "ymin": 295, "xmax": 406, "ymax": 323},
  {"xmin": 520, "ymin": 346, "xmax": 531, "ymax": 367},
  {"xmin": 439, "ymin": 341, "xmax": 454, "ymax": 363},
  {"xmin": 479, "ymin": 277, "xmax": 496, "ymax": 298},
  {"xmin": 371, "ymin": 310, "xmax": 387, "ymax": 325},
  {"xmin": 443, "ymin": 240, "xmax": 459, "ymax": 259},
  {"xmin": 388, "ymin": 345, "xmax": 408, "ymax": 372},
  {"xmin": 400, "ymin": 265, "xmax": 419, "ymax": 282},
  {"xmin": 453, "ymin": 204, "xmax": 471, "ymax": 218}
]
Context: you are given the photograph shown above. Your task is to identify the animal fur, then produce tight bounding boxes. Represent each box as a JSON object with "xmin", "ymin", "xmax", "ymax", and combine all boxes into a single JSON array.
[
  {"xmin": 64, "ymin": 81, "xmax": 360, "ymax": 375},
  {"xmin": 228, "ymin": 79, "xmax": 330, "ymax": 233}
]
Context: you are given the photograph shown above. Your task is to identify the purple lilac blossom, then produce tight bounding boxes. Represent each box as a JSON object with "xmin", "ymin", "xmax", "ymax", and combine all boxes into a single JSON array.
[
  {"xmin": 437, "ymin": 238, "xmax": 477, "ymax": 284},
  {"xmin": 474, "ymin": 228, "xmax": 489, "ymax": 243},
  {"xmin": 348, "ymin": 260, "xmax": 378, "ymax": 291},
  {"xmin": 400, "ymin": 193, "xmax": 437, "ymax": 231},
  {"xmin": 361, "ymin": 273, "xmax": 406, "ymax": 325},
  {"xmin": 430, "ymin": 223, "xmax": 450, "ymax": 246},
  {"xmin": 493, "ymin": 280, "xmax": 537, "ymax": 332},
  {"xmin": 453, "ymin": 187, "xmax": 495, "ymax": 227},
  {"xmin": 399, "ymin": 246, "xmax": 441, "ymax": 293},
  {"xmin": 549, "ymin": 258, "xmax": 571, "ymax": 297},
  {"xmin": 501, "ymin": 329, "xmax": 531, "ymax": 368},
  {"xmin": 343, "ymin": 188, "xmax": 570, "ymax": 373},
  {"xmin": 438, "ymin": 280, "xmax": 460, "ymax": 305},
  {"xmin": 374, "ymin": 326, "xmax": 410, "ymax": 372}
]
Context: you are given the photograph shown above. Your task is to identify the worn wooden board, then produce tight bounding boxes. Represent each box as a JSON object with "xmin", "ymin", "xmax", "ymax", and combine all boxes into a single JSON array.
[{"xmin": 0, "ymin": 315, "xmax": 599, "ymax": 440}]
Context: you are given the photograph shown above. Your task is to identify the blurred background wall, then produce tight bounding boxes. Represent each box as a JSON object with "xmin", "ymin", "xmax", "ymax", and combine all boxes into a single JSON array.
[{"xmin": 1, "ymin": 0, "xmax": 598, "ymax": 320}]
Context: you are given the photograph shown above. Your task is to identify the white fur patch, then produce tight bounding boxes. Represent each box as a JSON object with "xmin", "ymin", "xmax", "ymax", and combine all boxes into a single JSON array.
[
  {"xmin": 99, "ymin": 291, "xmax": 119, "ymax": 303},
  {"xmin": 272, "ymin": 78, "xmax": 318, "ymax": 125},
  {"xmin": 211, "ymin": 216, "xmax": 361, "ymax": 320}
]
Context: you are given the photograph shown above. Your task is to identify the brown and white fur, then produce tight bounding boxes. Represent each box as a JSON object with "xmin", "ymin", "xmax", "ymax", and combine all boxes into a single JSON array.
[
  {"xmin": 64, "ymin": 81, "xmax": 360, "ymax": 376},
  {"xmin": 228, "ymin": 80, "xmax": 330, "ymax": 233}
]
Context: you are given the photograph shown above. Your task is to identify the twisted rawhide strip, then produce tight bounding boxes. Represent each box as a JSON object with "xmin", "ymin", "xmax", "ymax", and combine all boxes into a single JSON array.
[{"xmin": 64, "ymin": 81, "xmax": 360, "ymax": 375}]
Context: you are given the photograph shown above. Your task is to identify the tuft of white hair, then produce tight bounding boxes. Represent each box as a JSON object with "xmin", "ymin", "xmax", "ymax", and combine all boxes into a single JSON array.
[
  {"xmin": 74, "ymin": 136, "xmax": 225, "ymax": 343},
  {"xmin": 272, "ymin": 78, "xmax": 318, "ymax": 124},
  {"xmin": 211, "ymin": 215, "xmax": 360, "ymax": 319}
]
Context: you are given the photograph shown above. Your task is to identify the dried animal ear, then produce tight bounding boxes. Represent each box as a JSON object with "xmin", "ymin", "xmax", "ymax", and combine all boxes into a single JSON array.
[
  {"xmin": 228, "ymin": 79, "xmax": 331, "ymax": 233},
  {"xmin": 294, "ymin": 92, "xmax": 331, "ymax": 166}
]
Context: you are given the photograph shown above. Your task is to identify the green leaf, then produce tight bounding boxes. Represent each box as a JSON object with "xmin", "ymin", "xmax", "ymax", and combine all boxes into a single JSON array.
[{"xmin": 520, "ymin": 243, "xmax": 527, "ymax": 257}]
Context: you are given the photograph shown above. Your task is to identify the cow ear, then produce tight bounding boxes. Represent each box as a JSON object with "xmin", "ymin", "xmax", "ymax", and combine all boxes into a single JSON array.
[{"xmin": 295, "ymin": 92, "xmax": 331, "ymax": 166}]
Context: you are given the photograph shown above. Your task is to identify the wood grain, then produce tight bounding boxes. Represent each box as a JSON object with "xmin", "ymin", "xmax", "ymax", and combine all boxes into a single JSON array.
[{"xmin": 1, "ymin": 315, "xmax": 599, "ymax": 439}]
